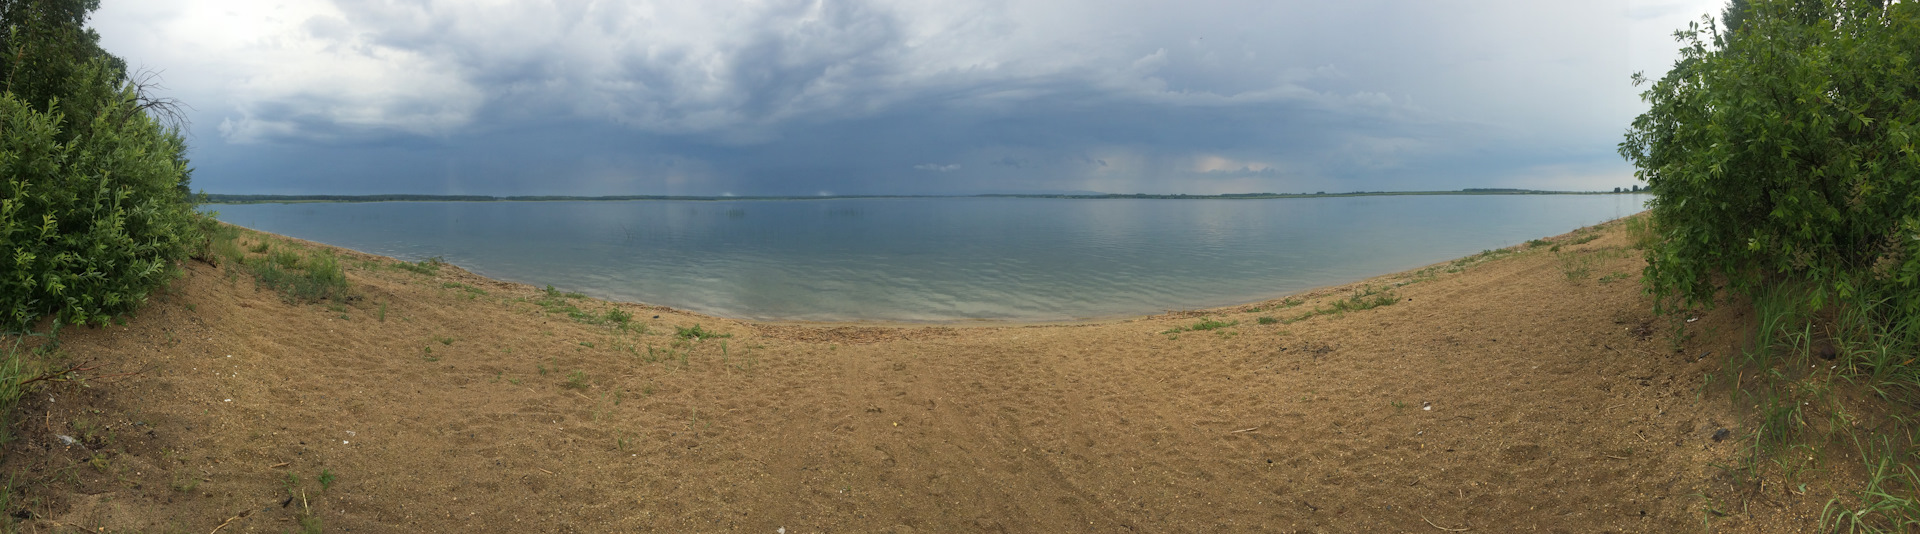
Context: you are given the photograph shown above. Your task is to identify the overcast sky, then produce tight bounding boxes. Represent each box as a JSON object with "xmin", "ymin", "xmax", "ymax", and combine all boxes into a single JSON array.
[{"xmin": 91, "ymin": 0, "xmax": 1724, "ymax": 196}]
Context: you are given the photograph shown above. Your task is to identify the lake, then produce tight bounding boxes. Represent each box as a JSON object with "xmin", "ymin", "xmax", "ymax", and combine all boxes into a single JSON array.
[{"xmin": 212, "ymin": 195, "xmax": 1649, "ymax": 322}]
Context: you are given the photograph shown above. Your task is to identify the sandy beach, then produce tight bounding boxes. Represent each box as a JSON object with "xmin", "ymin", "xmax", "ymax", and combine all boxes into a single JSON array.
[{"xmin": 0, "ymin": 216, "xmax": 1855, "ymax": 532}]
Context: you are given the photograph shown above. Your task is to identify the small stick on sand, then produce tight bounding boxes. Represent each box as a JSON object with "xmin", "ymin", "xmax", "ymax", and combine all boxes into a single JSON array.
[
  {"xmin": 269, "ymin": 462, "xmax": 289, "ymax": 469},
  {"xmin": 1229, "ymin": 427, "xmax": 1259, "ymax": 434},
  {"xmin": 1605, "ymin": 455, "xmax": 1629, "ymax": 460},
  {"xmin": 538, "ymin": 468, "xmax": 555, "ymax": 475},
  {"xmin": 210, "ymin": 509, "xmax": 254, "ymax": 534},
  {"xmin": 1422, "ymin": 515, "xmax": 1470, "ymax": 532}
]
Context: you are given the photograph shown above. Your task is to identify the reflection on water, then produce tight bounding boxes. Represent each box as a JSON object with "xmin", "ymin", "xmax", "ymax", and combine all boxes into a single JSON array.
[{"xmin": 213, "ymin": 195, "xmax": 1649, "ymax": 322}]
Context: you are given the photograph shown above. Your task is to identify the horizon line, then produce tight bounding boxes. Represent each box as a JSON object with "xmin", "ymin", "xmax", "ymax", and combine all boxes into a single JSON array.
[{"xmin": 199, "ymin": 188, "xmax": 1647, "ymax": 204}]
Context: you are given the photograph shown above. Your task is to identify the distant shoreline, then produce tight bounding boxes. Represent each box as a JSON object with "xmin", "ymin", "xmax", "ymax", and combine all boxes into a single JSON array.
[{"xmin": 200, "ymin": 189, "xmax": 1643, "ymax": 204}]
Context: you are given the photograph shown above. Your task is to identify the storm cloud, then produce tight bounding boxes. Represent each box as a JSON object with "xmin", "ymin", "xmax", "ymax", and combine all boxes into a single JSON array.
[{"xmin": 92, "ymin": 0, "xmax": 1723, "ymax": 195}]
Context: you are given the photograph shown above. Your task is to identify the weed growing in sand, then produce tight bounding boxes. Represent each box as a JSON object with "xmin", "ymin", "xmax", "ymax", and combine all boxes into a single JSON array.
[
  {"xmin": 1446, "ymin": 248, "xmax": 1519, "ymax": 273},
  {"xmin": 239, "ymin": 246, "xmax": 350, "ymax": 303},
  {"xmin": 1287, "ymin": 286, "xmax": 1400, "ymax": 323},
  {"xmin": 0, "ymin": 335, "xmax": 37, "ymax": 443},
  {"xmin": 530, "ymin": 285, "xmax": 635, "ymax": 327},
  {"xmin": 579, "ymin": 341, "xmax": 595, "ymax": 349},
  {"xmin": 1824, "ymin": 434, "xmax": 1920, "ymax": 533},
  {"xmin": 421, "ymin": 346, "xmax": 438, "ymax": 362},
  {"xmin": 1705, "ymin": 281, "xmax": 1920, "ymax": 530},
  {"xmin": 1257, "ymin": 316, "xmax": 1278, "ymax": 325},
  {"xmin": 280, "ymin": 470, "xmax": 327, "ymax": 534},
  {"xmin": 1527, "ymin": 239, "xmax": 1552, "ymax": 248},
  {"xmin": 1556, "ymin": 251, "xmax": 1596, "ymax": 281},
  {"xmin": 442, "ymin": 282, "xmax": 487, "ymax": 299},
  {"xmin": 171, "ymin": 470, "xmax": 200, "ymax": 493},
  {"xmin": 676, "ymin": 324, "xmax": 730, "ymax": 341},
  {"xmin": 248, "ymin": 241, "xmax": 271, "ymax": 254},
  {"xmin": 1622, "ymin": 215, "xmax": 1659, "ymax": 251},
  {"xmin": 397, "ymin": 256, "xmax": 445, "ymax": 276},
  {"xmin": 268, "ymin": 250, "xmax": 300, "ymax": 269},
  {"xmin": 1598, "ymin": 271, "xmax": 1632, "ymax": 285},
  {"xmin": 1163, "ymin": 318, "xmax": 1238, "ymax": 334},
  {"xmin": 377, "ymin": 300, "xmax": 387, "ymax": 322},
  {"xmin": 434, "ymin": 336, "xmax": 454, "ymax": 346}
]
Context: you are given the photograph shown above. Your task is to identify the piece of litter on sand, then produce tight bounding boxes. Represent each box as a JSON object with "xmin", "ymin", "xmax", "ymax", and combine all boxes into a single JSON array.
[
  {"xmin": 777, "ymin": 528, "xmax": 786, "ymax": 534},
  {"xmin": 1422, "ymin": 402, "xmax": 1433, "ymax": 411},
  {"xmin": 56, "ymin": 435, "xmax": 77, "ymax": 446}
]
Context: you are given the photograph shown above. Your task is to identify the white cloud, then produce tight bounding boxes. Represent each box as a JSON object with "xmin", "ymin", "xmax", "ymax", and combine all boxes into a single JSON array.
[
  {"xmin": 914, "ymin": 163, "xmax": 961, "ymax": 172},
  {"xmin": 96, "ymin": 0, "xmax": 483, "ymax": 144}
]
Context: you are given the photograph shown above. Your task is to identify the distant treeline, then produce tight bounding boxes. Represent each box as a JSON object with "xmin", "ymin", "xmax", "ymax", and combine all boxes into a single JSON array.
[{"xmin": 200, "ymin": 189, "xmax": 1630, "ymax": 204}]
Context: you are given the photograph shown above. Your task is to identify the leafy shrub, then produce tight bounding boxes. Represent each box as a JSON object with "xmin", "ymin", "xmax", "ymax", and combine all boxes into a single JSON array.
[
  {"xmin": 1627, "ymin": 2, "xmax": 1920, "ymax": 527},
  {"xmin": 1620, "ymin": 0, "xmax": 1920, "ymax": 315},
  {"xmin": 0, "ymin": 61, "xmax": 201, "ymax": 329}
]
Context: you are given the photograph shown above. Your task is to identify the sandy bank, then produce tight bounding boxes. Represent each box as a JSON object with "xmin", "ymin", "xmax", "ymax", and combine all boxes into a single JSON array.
[{"xmin": 0, "ymin": 215, "xmax": 1849, "ymax": 532}]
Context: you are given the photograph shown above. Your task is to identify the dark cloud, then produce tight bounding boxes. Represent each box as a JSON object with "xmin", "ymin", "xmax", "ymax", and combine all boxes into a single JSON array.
[{"xmin": 91, "ymin": 0, "xmax": 1722, "ymax": 195}]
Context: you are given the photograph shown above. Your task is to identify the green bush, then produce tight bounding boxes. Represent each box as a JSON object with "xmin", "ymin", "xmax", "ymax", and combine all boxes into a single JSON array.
[
  {"xmin": 0, "ymin": 60, "xmax": 201, "ymax": 329},
  {"xmin": 1627, "ymin": 2, "xmax": 1920, "ymax": 527},
  {"xmin": 1620, "ymin": 0, "xmax": 1920, "ymax": 315}
]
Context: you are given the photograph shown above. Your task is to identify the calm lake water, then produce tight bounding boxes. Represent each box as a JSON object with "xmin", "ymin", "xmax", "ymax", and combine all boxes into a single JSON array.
[{"xmin": 213, "ymin": 195, "xmax": 1648, "ymax": 322}]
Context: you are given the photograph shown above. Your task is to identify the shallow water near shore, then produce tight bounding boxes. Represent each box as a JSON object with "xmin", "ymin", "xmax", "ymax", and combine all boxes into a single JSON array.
[{"xmin": 212, "ymin": 194, "xmax": 1648, "ymax": 321}]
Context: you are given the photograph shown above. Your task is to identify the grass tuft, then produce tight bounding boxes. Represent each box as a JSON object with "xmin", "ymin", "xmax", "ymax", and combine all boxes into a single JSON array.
[
  {"xmin": 675, "ymin": 324, "xmax": 730, "ymax": 340},
  {"xmin": 246, "ymin": 248, "xmax": 348, "ymax": 303},
  {"xmin": 396, "ymin": 256, "xmax": 446, "ymax": 276},
  {"xmin": 1164, "ymin": 318, "xmax": 1238, "ymax": 334}
]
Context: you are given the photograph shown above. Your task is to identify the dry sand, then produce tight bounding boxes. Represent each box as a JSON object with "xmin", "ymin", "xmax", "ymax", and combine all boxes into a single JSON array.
[{"xmin": 0, "ymin": 216, "xmax": 1862, "ymax": 532}]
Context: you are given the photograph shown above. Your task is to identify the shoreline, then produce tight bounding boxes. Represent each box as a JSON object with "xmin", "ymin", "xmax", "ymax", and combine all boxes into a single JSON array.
[{"xmin": 202, "ymin": 213, "xmax": 1641, "ymax": 329}]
